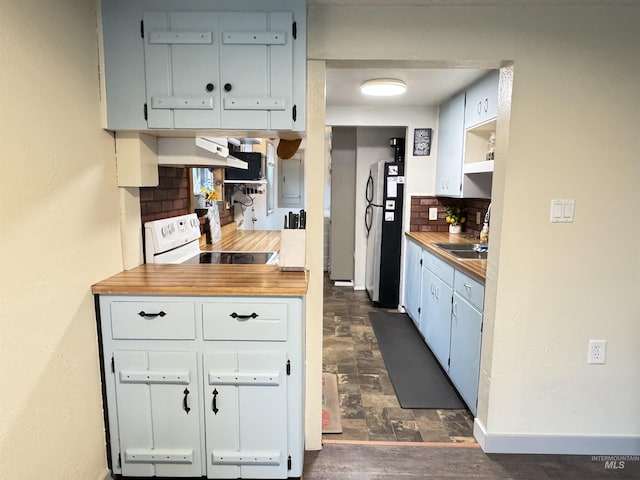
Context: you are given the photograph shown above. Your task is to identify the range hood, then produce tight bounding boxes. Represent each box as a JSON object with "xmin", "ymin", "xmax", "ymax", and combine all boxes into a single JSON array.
[{"xmin": 157, "ymin": 137, "xmax": 248, "ymax": 169}]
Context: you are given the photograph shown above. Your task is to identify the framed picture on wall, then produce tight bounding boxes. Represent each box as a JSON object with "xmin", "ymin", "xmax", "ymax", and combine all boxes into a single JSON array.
[{"xmin": 413, "ymin": 128, "xmax": 432, "ymax": 156}]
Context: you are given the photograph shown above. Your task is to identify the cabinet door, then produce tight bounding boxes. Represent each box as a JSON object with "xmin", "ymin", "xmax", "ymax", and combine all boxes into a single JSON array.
[
  {"xmin": 449, "ymin": 295, "xmax": 483, "ymax": 415},
  {"xmin": 143, "ymin": 11, "xmax": 220, "ymax": 129},
  {"xmin": 464, "ymin": 70, "xmax": 499, "ymax": 129},
  {"xmin": 114, "ymin": 350, "xmax": 202, "ymax": 477},
  {"xmin": 435, "ymin": 91, "xmax": 465, "ymax": 197},
  {"xmin": 404, "ymin": 239, "xmax": 422, "ymax": 327},
  {"xmin": 219, "ymin": 12, "xmax": 293, "ymax": 130},
  {"xmin": 421, "ymin": 268, "xmax": 453, "ymax": 371},
  {"xmin": 204, "ymin": 351, "xmax": 288, "ymax": 479}
]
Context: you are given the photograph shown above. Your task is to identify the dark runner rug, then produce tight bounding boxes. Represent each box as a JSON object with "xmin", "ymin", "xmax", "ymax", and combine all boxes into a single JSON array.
[{"xmin": 369, "ymin": 311, "xmax": 464, "ymax": 409}]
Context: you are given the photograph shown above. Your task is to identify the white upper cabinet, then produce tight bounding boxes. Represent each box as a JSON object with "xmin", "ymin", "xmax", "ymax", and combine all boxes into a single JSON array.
[
  {"xmin": 219, "ymin": 12, "xmax": 293, "ymax": 130},
  {"xmin": 143, "ymin": 11, "xmax": 221, "ymax": 129},
  {"xmin": 100, "ymin": 0, "xmax": 305, "ymax": 132},
  {"xmin": 464, "ymin": 70, "xmax": 499, "ymax": 130},
  {"xmin": 435, "ymin": 70, "xmax": 499, "ymax": 199},
  {"xmin": 435, "ymin": 91, "xmax": 465, "ymax": 197}
]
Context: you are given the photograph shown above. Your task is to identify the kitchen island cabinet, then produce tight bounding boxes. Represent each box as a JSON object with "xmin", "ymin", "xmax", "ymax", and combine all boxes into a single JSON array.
[{"xmin": 93, "ymin": 266, "xmax": 307, "ymax": 479}]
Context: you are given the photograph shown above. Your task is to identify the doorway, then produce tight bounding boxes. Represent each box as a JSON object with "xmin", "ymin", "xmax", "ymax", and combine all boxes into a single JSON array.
[{"xmin": 320, "ymin": 62, "xmax": 500, "ymax": 444}]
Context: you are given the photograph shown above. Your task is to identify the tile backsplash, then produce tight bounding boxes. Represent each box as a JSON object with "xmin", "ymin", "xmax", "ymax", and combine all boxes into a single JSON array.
[
  {"xmin": 140, "ymin": 166, "xmax": 234, "ymax": 227},
  {"xmin": 140, "ymin": 167, "xmax": 190, "ymax": 224},
  {"xmin": 409, "ymin": 196, "xmax": 491, "ymax": 238}
]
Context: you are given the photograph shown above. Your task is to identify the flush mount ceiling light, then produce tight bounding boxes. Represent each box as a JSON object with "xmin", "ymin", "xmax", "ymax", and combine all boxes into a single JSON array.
[{"xmin": 360, "ymin": 78, "xmax": 407, "ymax": 96}]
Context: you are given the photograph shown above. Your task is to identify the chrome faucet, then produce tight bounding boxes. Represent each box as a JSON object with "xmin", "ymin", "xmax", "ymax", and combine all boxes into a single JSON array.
[
  {"xmin": 484, "ymin": 203, "xmax": 491, "ymax": 226},
  {"xmin": 480, "ymin": 203, "xmax": 491, "ymax": 243}
]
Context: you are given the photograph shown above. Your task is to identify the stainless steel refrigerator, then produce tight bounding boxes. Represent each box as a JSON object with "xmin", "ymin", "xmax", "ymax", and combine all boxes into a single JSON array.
[{"xmin": 364, "ymin": 138, "xmax": 405, "ymax": 308}]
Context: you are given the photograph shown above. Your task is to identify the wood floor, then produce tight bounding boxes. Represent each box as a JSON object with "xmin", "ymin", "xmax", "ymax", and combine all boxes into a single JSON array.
[
  {"xmin": 322, "ymin": 275, "xmax": 474, "ymax": 442},
  {"xmin": 303, "ymin": 441, "xmax": 640, "ymax": 479},
  {"xmin": 316, "ymin": 276, "xmax": 640, "ymax": 479}
]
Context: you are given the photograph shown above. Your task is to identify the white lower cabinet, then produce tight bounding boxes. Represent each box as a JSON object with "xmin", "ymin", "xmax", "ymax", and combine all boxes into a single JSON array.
[
  {"xmin": 405, "ymin": 242, "xmax": 484, "ymax": 416},
  {"xmin": 97, "ymin": 295, "xmax": 304, "ymax": 479},
  {"xmin": 450, "ymin": 292, "xmax": 483, "ymax": 415},
  {"xmin": 114, "ymin": 350, "xmax": 202, "ymax": 477},
  {"xmin": 204, "ymin": 351, "xmax": 289, "ymax": 479},
  {"xmin": 403, "ymin": 237, "xmax": 423, "ymax": 327},
  {"xmin": 421, "ymin": 268, "xmax": 453, "ymax": 371}
]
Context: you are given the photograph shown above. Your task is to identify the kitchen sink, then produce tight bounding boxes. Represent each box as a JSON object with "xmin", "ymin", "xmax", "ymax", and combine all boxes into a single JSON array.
[
  {"xmin": 448, "ymin": 250, "xmax": 488, "ymax": 260},
  {"xmin": 433, "ymin": 242, "xmax": 488, "ymax": 260}
]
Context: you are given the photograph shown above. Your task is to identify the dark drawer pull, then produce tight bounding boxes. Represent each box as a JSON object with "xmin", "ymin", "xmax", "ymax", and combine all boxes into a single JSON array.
[
  {"xmin": 212, "ymin": 388, "xmax": 219, "ymax": 415},
  {"xmin": 183, "ymin": 388, "xmax": 191, "ymax": 414},
  {"xmin": 138, "ymin": 311, "xmax": 166, "ymax": 319},
  {"xmin": 230, "ymin": 312, "xmax": 258, "ymax": 320}
]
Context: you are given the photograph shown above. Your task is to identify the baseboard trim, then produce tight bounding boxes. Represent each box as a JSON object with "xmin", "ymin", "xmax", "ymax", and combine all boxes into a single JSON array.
[
  {"xmin": 474, "ymin": 418, "xmax": 640, "ymax": 455},
  {"xmin": 98, "ymin": 469, "xmax": 111, "ymax": 480},
  {"xmin": 333, "ymin": 280, "xmax": 354, "ymax": 287}
]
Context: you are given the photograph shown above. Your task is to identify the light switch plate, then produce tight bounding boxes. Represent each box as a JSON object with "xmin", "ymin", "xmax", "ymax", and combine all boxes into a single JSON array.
[
  {"xmin": 550, "ymin": 199, "xmax": 575, "ymax": 223},
  {"xmin": 429, "ymin": 207, "xmax": 438, "ymax": 221}
]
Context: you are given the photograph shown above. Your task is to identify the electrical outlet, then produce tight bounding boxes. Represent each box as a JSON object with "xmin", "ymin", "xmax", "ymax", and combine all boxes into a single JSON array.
[
  {"xmin": 587, "ymin": 340, "xmax": 606, "ymax": 364},
  {"xmin": 429, "ymin": 207, "xmax": 438, "ymax": 221},
  {"xmin": 476, "ymin": 211, "xmax": 482, "ymax": 224}
]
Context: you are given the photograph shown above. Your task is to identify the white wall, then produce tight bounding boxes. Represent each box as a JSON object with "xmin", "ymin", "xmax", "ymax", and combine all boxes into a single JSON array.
[
  {"xmin": 309, "ymin": 4, "xmax": 640, "ymax": 453},
  {"xmin": 0, "ymin": 0, "xmax": 123, "ymax": 478}
]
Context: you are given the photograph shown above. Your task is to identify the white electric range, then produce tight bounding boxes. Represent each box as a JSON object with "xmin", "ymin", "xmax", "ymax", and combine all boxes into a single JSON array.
[{"xmin": 144, "ymin": 213, "xmax": 277, "ymax": 265}]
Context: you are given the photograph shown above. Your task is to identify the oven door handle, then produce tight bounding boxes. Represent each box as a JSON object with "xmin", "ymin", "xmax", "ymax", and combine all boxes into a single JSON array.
[
  {"xmin": 230, "ymin": 312, "xmax": 259, "ymax": 320},
  {"xmin": 138, "ymin": 310, "xmax": 167, "ymax": 319}
]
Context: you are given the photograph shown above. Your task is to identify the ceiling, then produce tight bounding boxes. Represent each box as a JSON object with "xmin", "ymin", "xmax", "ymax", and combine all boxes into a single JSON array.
[{"xmin": 326, "ymin": 64, "xmax": 489, "ymax": 107}]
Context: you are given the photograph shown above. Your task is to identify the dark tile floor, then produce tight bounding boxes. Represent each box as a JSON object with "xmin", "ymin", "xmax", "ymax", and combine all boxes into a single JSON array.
[{"xmin": 322, "ymin": 274, "xmax": 475, "ymax": 443}]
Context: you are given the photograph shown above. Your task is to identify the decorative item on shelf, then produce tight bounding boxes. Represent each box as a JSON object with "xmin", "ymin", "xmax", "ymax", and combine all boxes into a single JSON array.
[
  {"xmin": 200, "ymin": 186, "xmax": 219, "ymax": 206},
  {"xmin": 486, "ymin": 132, "xmax": 496, "ymax": 161},
  {"xmin": 445, "ymin": 204, "xmax": 467, "ymax": 234}
]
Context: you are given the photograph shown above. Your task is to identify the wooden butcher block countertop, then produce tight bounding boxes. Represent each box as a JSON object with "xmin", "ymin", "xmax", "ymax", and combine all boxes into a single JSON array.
[
  {"xmin": 92, "ymin": 264, "xmax": 307, "ymax": 296},
  {"xmin": 92, "ymin": 227, "xmax": 307, "ymax": 296},
  {"xmin": 204, "ymin": 227, "xmax": 280, "ymax": 252},
  {"xmin": 406, "ymin": 232, "xmax": 487, "ymax": 282}
]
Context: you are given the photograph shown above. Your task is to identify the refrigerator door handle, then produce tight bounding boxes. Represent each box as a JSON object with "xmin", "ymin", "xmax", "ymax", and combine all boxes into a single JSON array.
[
  {"xmin": 365, "ymin": 204, "xmax": 372, "ymax": 236},
  {"xmin": 366, "ymin": 173, "xmax": 374, "ymax": 204}
]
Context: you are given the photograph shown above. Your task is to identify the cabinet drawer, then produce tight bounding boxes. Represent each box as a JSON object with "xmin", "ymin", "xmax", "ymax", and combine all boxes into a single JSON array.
[
  {"xmin": 423, "ymin": 250, "xmax": 454, "ymax": 286},
  {"xmin": 110, "ymin": 301, "xmax": 196, "ymax": 340},
  {"xmin": 202, "ymin": 301, "xmax": 288, "ymax": 341},
  {"xmin": 454, "ymin": 270, "xmax": 485, "ymax": 311}
]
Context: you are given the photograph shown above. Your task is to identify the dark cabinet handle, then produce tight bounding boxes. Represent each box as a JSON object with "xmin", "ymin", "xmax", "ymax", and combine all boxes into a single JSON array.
[
  {"xmin": 230, "ymin": 312, "xmax": 258, "ymax": 320},
  {"xmin": 138, "ymin": 311, "xmax": 166, "ymax": 318},
  {"xmin": 183, "ymin": 388, "xmax": 191, "ymax": 414},
  {"xmin": 206, "ymin": 83, "xmax": 214, "ymax": 92},
  {"xmin": 224, "ymin": 83, "xmax": 232, "ymax": 92},
  {"xmin": 212, "ymin": 389, "xmax": 219, "ymax": 415}
]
